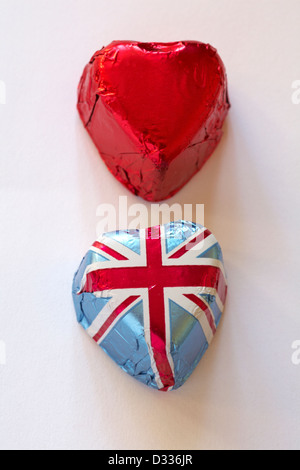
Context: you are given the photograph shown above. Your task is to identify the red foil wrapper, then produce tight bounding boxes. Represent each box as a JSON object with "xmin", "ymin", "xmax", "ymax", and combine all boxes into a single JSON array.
[{"xmin": 78, "ymin": 41, "xmax": 230, "ymax": 201}]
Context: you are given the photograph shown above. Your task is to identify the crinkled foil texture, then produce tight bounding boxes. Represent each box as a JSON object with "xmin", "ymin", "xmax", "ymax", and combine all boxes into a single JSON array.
[
  {"xmin": 78, "ymin": 41, "xmax": 230, "ymax": 201},
  {"xmin": 72, "ymin": 221, "xmax": 227, "ymax": 391}
]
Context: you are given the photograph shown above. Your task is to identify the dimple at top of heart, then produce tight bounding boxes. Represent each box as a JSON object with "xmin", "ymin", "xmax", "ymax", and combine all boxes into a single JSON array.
[{"xmin": 84, "ymin": 40, "xmax": 228, "ymax": 162}]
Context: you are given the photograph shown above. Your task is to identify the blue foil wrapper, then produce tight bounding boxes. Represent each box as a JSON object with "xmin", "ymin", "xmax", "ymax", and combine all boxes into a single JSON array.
[{"xmin": 72, "ymin": 221, "xmax": 227, "ymax": 391}]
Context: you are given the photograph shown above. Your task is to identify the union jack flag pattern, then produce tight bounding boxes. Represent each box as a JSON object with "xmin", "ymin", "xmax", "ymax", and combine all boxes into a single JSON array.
[{"xmin": 72, "ymin": 221, "xmax": 227, "ymax": 391}]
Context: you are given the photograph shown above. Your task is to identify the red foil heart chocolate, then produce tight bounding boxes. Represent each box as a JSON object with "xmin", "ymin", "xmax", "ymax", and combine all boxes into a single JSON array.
[{"xmin": 78, "ymin": 41, "xmax": 230, "ymax": 201}]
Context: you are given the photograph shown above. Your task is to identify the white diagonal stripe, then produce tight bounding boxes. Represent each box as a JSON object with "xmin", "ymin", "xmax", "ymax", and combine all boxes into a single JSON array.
[
  {"xmin": 160, "ymin": 225, "xmax": 206, "ymax": 259},
  {"xmin": 86, "ymin": 289, "xmax": 143, "ymax": 342},
  {"xmin": 166, "ymin": 287, "xmax": 217, "ymax": 344}
]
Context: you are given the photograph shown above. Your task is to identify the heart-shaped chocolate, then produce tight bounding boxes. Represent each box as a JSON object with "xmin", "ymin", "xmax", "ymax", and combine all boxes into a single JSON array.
[
  {"xmin": 78, "ymin": 41, "xmax": 230, "ymax": 201},
  {"xmin": 72, "ymin": 221, "xmax": 227, "ymax": 391}
]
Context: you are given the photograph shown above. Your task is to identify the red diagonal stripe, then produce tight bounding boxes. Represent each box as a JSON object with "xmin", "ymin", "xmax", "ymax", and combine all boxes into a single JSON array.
[
  {"xmin": 93, "ymin": 295, "xmax": 140, "ymax": 343},
  {"xmin": 184, "ymin": 294, "xmax": 217, "ymax": 335},
  {"xmin": 93, "ymin": 241, "xmax": 128, "ymax": 261},
  {"xmin": 169, "ymin": 229, "xmax": 211, "ymax": 259}
]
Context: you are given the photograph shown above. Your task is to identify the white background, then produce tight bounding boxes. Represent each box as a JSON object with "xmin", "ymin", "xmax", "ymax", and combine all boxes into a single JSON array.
[{"xmin": 0, "ymin": 0, "xmax": 300, "ymax": 450}]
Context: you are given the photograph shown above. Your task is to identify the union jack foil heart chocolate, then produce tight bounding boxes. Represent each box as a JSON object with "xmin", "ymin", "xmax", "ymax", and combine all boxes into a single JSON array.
[
  {"xmin": 72, "ymin": 221, "xmax": 227, "ymax": 391},
  {"xmin": 77, "ymin": 41, "xmax": 230, "ymax": 201}
]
